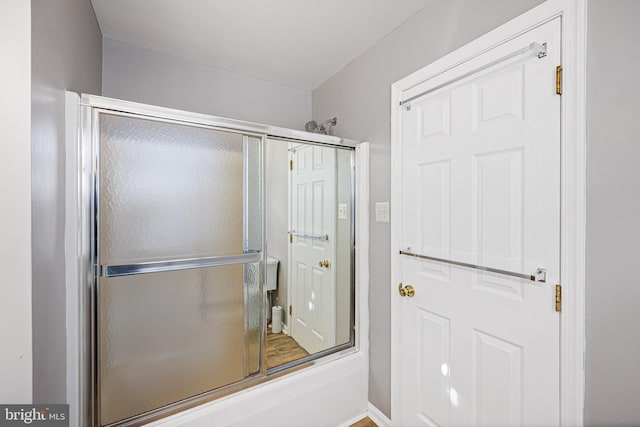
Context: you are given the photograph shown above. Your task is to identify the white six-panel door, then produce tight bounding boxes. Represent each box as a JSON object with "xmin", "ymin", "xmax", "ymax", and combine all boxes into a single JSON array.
[
  {"xmin": 289, "ymin": 144, "xmax": 337, "ymax": 354},
  {"xmin": 398, "ymin": 18, "xmax": 561, "ymax": 426}
]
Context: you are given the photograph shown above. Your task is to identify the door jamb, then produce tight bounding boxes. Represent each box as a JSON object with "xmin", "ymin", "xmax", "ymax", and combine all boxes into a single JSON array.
[{"xmin": 390, "ymin": 1, "xmax": 586, "ymax": 425}]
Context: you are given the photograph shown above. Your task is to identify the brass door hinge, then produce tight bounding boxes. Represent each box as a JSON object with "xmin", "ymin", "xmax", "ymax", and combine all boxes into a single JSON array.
[
  {"xmin": 289, "ymin": 233, "xmax": 292, "ymax": 243},
  {"xmin": 555, "ymin": 284, "xmax": 562, "ymax": 312},
  {"xmin": 289, "ymin": 304, "xmax": 292, "ymax": 316},
  {"xmin": 289, "ymin": 160, "xmax": 293, "ymax": 170},
  {"xmin": 556, "ymin": 65, "xmax": 563, "ymax": 95}
]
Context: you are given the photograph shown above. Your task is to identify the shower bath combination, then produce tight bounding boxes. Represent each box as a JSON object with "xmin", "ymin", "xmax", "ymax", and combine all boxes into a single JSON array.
[
  {"xmin": 305, "ymin": 117, "xmax": 338, "ymax": 135},
  {"xmin": 65, "ymin": 93, "xmax": 359, "ymax": 426}
]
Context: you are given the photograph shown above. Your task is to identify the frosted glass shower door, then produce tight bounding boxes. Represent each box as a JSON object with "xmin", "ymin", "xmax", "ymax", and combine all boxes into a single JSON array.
[{"xmin": 96, "ymin": 113, "xmax": 263, "ymax": 426}]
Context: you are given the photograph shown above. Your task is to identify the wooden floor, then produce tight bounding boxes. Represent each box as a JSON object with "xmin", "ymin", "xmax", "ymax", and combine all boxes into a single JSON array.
[
  {"xmin": 350, "ymin": 417, "xmax": 377, "ymax": 427},
  {"xmin": 266, "ymin": 326, "xmax": 309, "ymax": 369}
]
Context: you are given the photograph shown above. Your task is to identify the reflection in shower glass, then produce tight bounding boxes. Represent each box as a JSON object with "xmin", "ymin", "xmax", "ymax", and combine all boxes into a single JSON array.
[{"xmin": 265, "ymin": 139, "xmax": 354, "ymax": 368}]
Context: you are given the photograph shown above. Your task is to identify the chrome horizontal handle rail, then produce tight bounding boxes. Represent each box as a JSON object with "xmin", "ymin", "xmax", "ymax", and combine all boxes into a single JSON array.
[
  {"xmin": 401, "ymin": 41, "xmax": 547, "ymax": 106},
  {"xmin": 289, "ymin": 231, "xmax": 329, "ymax": 241},
  {"xmin": 399, "ymin": 250, "xmax": 546, "ymax": 283},
  {"xmin": 100, "ymin": 253, "xmax": 262, "ymax": 277}
]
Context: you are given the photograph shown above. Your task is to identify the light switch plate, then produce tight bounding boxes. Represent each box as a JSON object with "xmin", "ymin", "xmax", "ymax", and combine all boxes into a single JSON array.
[
  {"xmin": 375, "ymin": 202, "xmax": 390, "ymax": 223},
  {"xmin": 338, "ymin": 203, "xmax": 349, "ymax": 220}
]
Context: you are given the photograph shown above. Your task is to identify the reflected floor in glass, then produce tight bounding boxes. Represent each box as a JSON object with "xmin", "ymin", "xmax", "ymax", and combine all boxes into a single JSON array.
[{"xmin": 266, "ymin": 324, "xmax": 309, "ymax": 369}]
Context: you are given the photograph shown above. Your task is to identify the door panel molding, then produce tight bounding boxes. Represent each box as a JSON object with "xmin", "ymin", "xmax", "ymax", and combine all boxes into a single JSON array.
[
  {"xmin": 289, "ymin": 144, "xmax": 337, "ymax": 354},
  {"xmin": 391, "ymin": 1, "xmax": 586, "ymax": 426}
]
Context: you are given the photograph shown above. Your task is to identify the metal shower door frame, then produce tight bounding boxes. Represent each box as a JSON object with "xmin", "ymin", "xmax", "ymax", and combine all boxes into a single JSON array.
[
  {"xmin": 89, "ymin": 106, "xmax": 268, "ymax": 427},
  {"xmin": 75, "ymin": 94, "xmax": 359, "ymax": 427}
]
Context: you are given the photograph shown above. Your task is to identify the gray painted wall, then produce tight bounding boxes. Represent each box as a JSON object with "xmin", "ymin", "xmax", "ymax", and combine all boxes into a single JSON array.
[
  {"xmin": 31, "ymin": 0, "xmax": 102, "ymax": 403},
  {"xmin": 0, "ymin": 0, "xmax": 32, "ymax": 403},
  {"xmin": 585, "ymin": 1, "xmax": 640, "ymax": 425},
  {"xmin": 312, "ymin": 0, "xmax": 545, "ymax": 417},
  {"xmin": 102, "ymin": 39, "xmax": 311, "ymax": 130}
]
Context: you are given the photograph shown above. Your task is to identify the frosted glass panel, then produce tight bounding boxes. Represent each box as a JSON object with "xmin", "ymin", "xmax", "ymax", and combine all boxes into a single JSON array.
[
  {"xmin": 99, "ymin": 114, "xmax": 261, "ymax": 264},
  {"xmin": 244, "ymin": 136, "xmax": 263, "ymax": 253},
  {"xmin": 245, "ymin": 262, "xmax": 262, "ymax": 374},
  {"xmin": 99, "ymin": 263, "xmax": 260, "ymax": 425}
]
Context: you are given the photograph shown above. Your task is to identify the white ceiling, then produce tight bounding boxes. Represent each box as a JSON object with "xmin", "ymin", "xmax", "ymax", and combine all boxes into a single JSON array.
[{"xmin": 91, "ymin": 0, "xmax": 430, "ymax": 91}]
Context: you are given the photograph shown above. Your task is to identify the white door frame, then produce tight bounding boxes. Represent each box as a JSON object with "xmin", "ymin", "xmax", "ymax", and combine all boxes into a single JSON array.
[{"xmin": 390, "ymin": 0, "xmax": 587, "ymax": 425}]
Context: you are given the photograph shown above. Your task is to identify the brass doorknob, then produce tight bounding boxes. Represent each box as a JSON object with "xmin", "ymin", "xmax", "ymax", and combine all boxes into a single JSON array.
[
  {"xmin": 319, "ymin": 260, "xmax": 330, "ymax": 268},
  {"xmin": 398, "ymin": 283, "xmax": 415, "ymax": 298},
  {"xmin": 405, "ymin": 285, "xmax": 415, "ymax": 297}
]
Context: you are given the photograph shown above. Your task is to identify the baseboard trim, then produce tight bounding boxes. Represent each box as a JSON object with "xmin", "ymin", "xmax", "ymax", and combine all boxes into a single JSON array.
[
  {"xmin": 339, "ymin": 412, "xmax": 369, "ymax": 427},
  {"xmin": 282, "ymin": 323, "xmax": 289, "ymax": 335},
  {"xmin": 367, "ymin": 403, "xmax": 391, "ymax": 427}
]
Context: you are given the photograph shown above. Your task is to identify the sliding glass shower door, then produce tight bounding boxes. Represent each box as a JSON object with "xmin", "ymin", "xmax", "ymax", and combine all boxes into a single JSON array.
[{"xmin": 95, "ymin": 113, "xmax": 264, "ymax": 426}]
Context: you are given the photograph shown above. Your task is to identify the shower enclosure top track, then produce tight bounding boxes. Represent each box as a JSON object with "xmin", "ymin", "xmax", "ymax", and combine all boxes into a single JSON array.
[{"xmin": 80, "ymin": 94, "xmax": 359, "ymax": 148}]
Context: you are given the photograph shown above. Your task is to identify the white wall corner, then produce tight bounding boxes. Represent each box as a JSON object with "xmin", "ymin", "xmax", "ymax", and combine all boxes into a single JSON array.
[
  {"xmin": 355, "ymin": 140, "xmax": 372, "ymax": 422},
  {"xmin": 64, "ymin": 91, "xmax": 81, "ymax": 427},
  {"xmin": 356, "ymin": 142, "xmax": 371, "ymax": 360}
]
